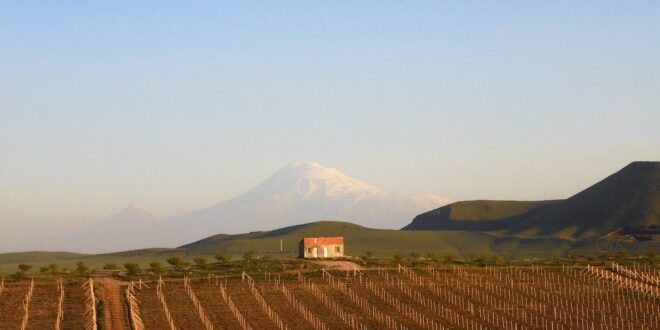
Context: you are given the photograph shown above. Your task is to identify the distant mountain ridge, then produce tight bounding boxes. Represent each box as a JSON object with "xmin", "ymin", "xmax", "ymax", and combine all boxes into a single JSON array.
[
  {"xmin": 29, "ymin": 202, "xmax": 163, "ymax": 254},
  {"xmin": 40, "ymin": 162, "xmax": 451, "ymax": 253},
  {"xmin": 153, "ymin": 161, "xmax": 451, "ymax": 248},
  {"xmin": 404, "ymin": 161, "xmax": 660, "ymax": 239}
]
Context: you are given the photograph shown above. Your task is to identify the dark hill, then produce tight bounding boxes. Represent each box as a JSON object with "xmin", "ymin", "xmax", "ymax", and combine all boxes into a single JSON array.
[
  {"xmin": 402, "ymin": 200, "xmax": 559, "ymax": 230},
  {"xmin": 403, "ymin": 162, "xmax": 660, "ymax": 239},
  {"xmin": 508, "ymin": 161, "xmax": 659, "ymax": 238}
]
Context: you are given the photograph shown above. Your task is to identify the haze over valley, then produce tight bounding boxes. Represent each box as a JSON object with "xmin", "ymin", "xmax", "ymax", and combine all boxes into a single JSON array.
[{"xmin": 23, "ymin": 162, "xmax": 452, "ymax": 253}]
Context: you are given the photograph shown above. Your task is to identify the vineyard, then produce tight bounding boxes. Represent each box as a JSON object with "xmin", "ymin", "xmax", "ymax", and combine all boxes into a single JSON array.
[{"xmin": 0, "ymin": 263, "xmax": 658, "ymax": 329}]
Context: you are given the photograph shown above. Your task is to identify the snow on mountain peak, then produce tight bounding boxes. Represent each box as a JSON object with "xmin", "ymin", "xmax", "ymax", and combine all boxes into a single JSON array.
[
  {"xmin": 118, "ymin": 202, "xmax": 161, "ymax": 220},
  {"xmin": 247, "ymin": 161, "xmax": 382, "ymax": 199}
]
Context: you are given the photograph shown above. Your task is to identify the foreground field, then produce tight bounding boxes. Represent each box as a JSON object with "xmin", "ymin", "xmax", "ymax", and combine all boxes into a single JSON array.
[{"xmin": 1, "ymin": 264, "xmax": 658, "ymax": 329}]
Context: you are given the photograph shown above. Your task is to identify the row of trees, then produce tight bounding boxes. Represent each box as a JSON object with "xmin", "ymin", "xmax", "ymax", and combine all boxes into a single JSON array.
[
  {"xmin": 359, "ymin": 251, "xmax": 658, "ymax": 266},
  {"xmin": 5, "ymin": 251, "xmax": 260, "ymax": 281},
  {"xmin": 9, "ymin": 261, "xmax": 90, "ymax": 280}
]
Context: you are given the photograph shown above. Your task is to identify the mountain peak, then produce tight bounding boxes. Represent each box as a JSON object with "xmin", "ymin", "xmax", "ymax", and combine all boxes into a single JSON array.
[
  {"xmin": 120, "ymin": 202, "xmax": 161, "ymax": 220},
  {"xmin": 256, "ymin": 161, "xmax": 382, "ymax": 197},
  {"xmin": 286, "ymin": 161, "xmax": 326, "ymax": 169}
]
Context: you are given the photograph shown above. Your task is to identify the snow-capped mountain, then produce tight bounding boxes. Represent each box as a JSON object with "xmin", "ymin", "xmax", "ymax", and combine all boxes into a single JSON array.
[
  {"xmin": 40, "ymin": 162, "xmax": 451, "ymax": 252},
  {"xmin": 34, "ymin": 202, "xmax": 163, "ymax": 253},
  {"xmin": 152, "ymin": 162, "xmax": 451, "ymax": 248}
]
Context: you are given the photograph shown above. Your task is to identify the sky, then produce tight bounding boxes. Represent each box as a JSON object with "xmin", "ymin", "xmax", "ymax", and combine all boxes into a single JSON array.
[{"xmin": 1, "ymin": 1, "xmax": 659, "ymax": 248}]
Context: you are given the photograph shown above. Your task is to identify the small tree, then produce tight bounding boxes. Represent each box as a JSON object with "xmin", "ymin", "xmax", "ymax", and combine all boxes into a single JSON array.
[
  {"xmin": 181, "ymin": 262, "xmax": 192, "ymax": 274},
  {"xmin": 124, "ymin": 263, "xmax": 141, "ymax": 278},
  {"xmin": 490, "ymin": 255, "xmax": 503, "ymax": 265},
  {"xmin": 39, "ymin": 266, "xmax": 49, "ymax": 274},
  {"xmin": 473, "ymin": 257, "xmax": 487, "ymax": 267},
  {"xmin": 150, "ymin": 262, "xmax": 165, "ymax": 275},
  {"xmin": 214, "ymin": 253, "xmax": 231, "ymax": 264},
  {"xmin": 48, "ymin": 264, "xmax": 60, "ymax": 275},
  {"xmin": 12, "ymin": 271, "xmax": 26, "ymax": 281},
  {"xmin": 361, "ymin": 251, "xmax": 374, "ymax": 262},
  {"xmin": 76, "ymin": 261, "xmax": 89, "ymax": 276},
  {"xmin": 193, "ymin": 257, "xmax": 209, "ymax": 270},
  {"xmin": 166, "ymin": 256, "xmax": 183, "ymax": 269},
  {"xmin": 443, "ymin": 254, "xmax": 455, "ymax": 263},
  {"xmin": 426, "ymin": 252, "xmax": 438, "ymax": 262},
  {"xmin": 409, "ymin": 251, "xmax": 421, "ymax": 261},
  {"xmin": 18, "ymin": 264, "xmax": 32, "ymax": 273},
  {"xmin": 646, "ymin": 251, "xmax": 657, "ymax": 261},
  {"xmin": 393, "ymin": 254, "xmax": 405, "ymax": 264},
  {"xmin": 616, "ymin": 251, "xmax": 627, "ymax": 260},
  {"xmin": 103, "ymin": 263, "xmax": 118, "ymax": 270},
  {"xmin": 242, "ymin": 251, "xmax": 255, "ymax": 263}
]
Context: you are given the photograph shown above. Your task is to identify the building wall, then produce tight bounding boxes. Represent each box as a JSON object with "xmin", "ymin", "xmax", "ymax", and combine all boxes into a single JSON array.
[{"xmin": 298, "ymin": 237, "xmax": 344, "ymax": 258}]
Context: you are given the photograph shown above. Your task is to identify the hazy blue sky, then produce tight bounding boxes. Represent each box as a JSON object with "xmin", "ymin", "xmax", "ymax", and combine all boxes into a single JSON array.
[{"xmin": 1, "ymin": 1, "xmax": 659, "ymax": 243}]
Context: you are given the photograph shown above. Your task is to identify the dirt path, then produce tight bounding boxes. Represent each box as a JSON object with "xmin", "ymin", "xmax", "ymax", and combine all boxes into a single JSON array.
[
  {"xmin": 93, "ymin": 272, "xmax": 130, "ymax": 330},
  {"xmin": 310, "ymin": 260, "xmax": 364, "ymax": 270}
]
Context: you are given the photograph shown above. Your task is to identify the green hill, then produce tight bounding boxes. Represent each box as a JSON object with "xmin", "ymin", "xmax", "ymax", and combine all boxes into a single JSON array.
[
  {"xmin": 403, "ymin": 162, "xmax": 659, "ymax": 240},
  {"xmin": 0, "ymin": 251, "xmax": 87, "ymax": 264},
  {"xmin": 181, "ymin": 220, "xmax": 571, "ymax": 259},
  {"xmin": 508, "ymin": 161, "xmax": 659, "ymax": 238},
  {"xmin": 402, "ymin": 200, "xmax": 559, "ymax": 230}
]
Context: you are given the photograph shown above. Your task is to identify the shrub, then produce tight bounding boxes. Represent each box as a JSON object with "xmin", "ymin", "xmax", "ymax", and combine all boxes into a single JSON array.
[
  {"xmin": 76, "ymin": 261, "xmax": 89, "ymax": 276},
  {"xmin": 214, "ymin": 253, "xmax": 231, "ymax": 263},
  {"xmin": 150, "ymin": 262, "xmax": 165, "ymax": 275},
  {"xmin": 18, "ymin": 264, "xmax": 32, "ymax": 273},
  {"xmin": 124, "ymin": 263, "xmax": 141, "ymax": 278},
  {"xmin": 48, "ymin": 264, "xmax": 59, "ymax": 275},
  {"xmin": 409, "ymin": 251, "xmax": 421, "ymax": 261},
  {"xmin": 12, "ymin": 270, "xmax": 26, "ymax": 281},
  {"xmin": 361, "ymin": 251, "xmax": 374, "ymax": 262},
  {"xmin": 242, "ymin": 251, "xmax": 255, "ymax": 262},
  {"xmin": 166, "ymin": 256, "xmax": 183, "ymax": 269},
  {"xmin": 193, "ymin": 257, "xmax": 209, "ymax": 270},
  {"xmin": 103, "ymin": 263, "xmax": 118, "ymax": 270}
]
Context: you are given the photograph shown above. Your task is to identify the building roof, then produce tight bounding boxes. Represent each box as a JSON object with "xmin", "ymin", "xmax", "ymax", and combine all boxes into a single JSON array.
[{"xmin": 300, "ymin": 237, "xmax": 344, "ymax": 246}]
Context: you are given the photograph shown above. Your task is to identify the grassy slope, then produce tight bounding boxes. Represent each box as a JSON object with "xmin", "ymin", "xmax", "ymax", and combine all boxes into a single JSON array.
[
  {"xmin": 182, "ymin": 221, "xmax": 571, "ymax": 259},
  {"xmin": 404, "ymin": 162, "xmax": 660, "ymax": 241},
  {"xmin": 508, "ymin": 161, "xmax": 660, "ymax": 239},
  {"xmin": 0, "ymin": 251, "xmax": 87, "ymax": 264},
  {"xmin": 403, "ymin": 200, "xmax": 559, "ymax": 230}
]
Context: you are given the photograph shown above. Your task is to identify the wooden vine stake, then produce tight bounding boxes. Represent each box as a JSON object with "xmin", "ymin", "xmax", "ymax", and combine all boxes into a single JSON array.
[
  {"xmin": 183, "ymin": 276, "xmax": 214, "ymax": 330},
  {"xmin": 156, "ymin": 276, "xmax": 177, "ymax": 330},
  {"xmin": 126, "ymin": 282, "xmax": 145, "ymax": 330},
  {"xmin": 242, "ymin": 271, "xmax": 288, "ymax": 330},
  {"xmin": 55, "ymin": 278, "xmax": 65, "ymax": 330},
  {"xmin": 298, "ymin": 273, "xmax": 366, "ymax": 330},
  {"xmin": 83, "ymin": 278, "xmax": 97, "ymax": 330},
  {"xmin": 280, "ymin": 284, "xmax": 327, "ymax": 330},
  {"xmin": 19, "ymin": 278, "xmax": 35, "ymax": 330},
  {"xmin": 219, "ymin": 283, "xmax": 252, "ymax": 330}
]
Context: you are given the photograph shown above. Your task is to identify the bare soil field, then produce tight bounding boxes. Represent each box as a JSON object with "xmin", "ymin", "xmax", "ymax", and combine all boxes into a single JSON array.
[{"xmin": 1, "ymin": 264, "xmax": 658, "ymax": 329}]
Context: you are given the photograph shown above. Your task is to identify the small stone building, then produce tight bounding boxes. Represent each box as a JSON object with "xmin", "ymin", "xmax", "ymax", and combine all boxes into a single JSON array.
[{"xmin": 299, "ymin": 237, "xmax": 344, "ymax": 258}]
